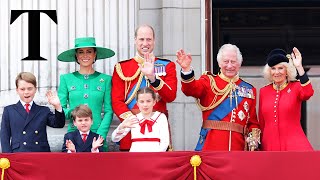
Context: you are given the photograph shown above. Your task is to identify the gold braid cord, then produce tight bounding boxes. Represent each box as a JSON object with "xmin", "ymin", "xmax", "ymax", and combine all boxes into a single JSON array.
[
  {"xmin": 115, "ymin": 63, "xmax": 141, "ymax": 81},
  {"xmin": 196, "ymin": 75, "xmax": 234, "ymax": 111},
  {"xmin": 115, "ymin": 63, "xmax": 144, "ymax": 105},
  {"xmin": 125, "ymin": 73, "xmax": 144, "ymax": 105}
]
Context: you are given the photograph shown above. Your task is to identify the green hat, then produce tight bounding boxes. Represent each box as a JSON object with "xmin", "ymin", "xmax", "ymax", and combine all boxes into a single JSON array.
[{"xmin": 57, "ymin": 37, "xmax": 115, "ymax": 62}]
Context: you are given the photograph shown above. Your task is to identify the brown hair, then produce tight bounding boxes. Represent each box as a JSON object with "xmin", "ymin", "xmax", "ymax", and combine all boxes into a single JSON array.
[
  {"xmin": 75, "ymin": 47, "xmax": 97, "ymax": 64},
  {"xmin": 136, "ymin": 87, "xmax": 156, "ymax": 100},
  {"xmin": 15, "ymin": 72, "xmax": 37, "ymax": 88},
  {"xmin": 71, "ymin": 105, "xmax": 93, "ymax": 121}
]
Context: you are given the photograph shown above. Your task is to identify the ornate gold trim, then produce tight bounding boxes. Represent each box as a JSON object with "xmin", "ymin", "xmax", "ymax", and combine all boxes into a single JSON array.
[
  {"xmin": 119, "ymin": 111, "xmax": 134, "ymax": 120},
  {"xmin": 218, "ymin": 72, "xmax": 239, "ymax": 83},
  {"xmin": 196, "ymin": 75, "xmax": 234, "ymax": 111},
  {"xmin": 134, "ymin": 55, "xmax": 144, "ymax": 64},
  {"xmin": 124, "ymin": 73, "xmax": 144, "ymax": 105},
  {"xmin": 272, "ymin": 81, "xmax": 288, "ymax": 91},
  {"xmin": 115, "ymin": 63, "xmax": 141, "ymax": 82},
  {"xmin": 301, "ymin": 80, "xmax": 311, "ymax": 87},
  {"xmin": 181, "ymin": 75, "xmax": 195, "ymax": 83},
  {"xmin": 153, "ymin": 78, "xmax": 164, "ymax": 91}
]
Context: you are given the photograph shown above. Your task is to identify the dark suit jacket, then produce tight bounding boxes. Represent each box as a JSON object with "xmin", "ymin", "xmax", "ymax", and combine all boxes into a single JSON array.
[
  {"xmin": 62, "ymin": 130, "xmax": 103, "ymax": 152},
  {"xmin": 1, "ymin": 101, "xmax": 65, "ymax": 153}
]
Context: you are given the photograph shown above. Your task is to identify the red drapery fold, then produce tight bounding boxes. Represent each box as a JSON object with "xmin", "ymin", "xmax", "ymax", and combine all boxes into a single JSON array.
[{"xmin": 1, "ymin": 151, "xmax": 320, "ymax": 180}]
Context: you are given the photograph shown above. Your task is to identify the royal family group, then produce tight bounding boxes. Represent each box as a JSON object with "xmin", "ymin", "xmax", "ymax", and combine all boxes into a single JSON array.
[{"xmin": 0, "ymin": 24, "xmax": 314, "ymax": 153}]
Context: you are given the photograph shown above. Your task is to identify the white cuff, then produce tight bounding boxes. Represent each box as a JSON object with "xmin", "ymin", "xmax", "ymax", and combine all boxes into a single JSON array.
[{"xmin": 181, "ymin": 66, "xmax": 193, "ymax": 75}]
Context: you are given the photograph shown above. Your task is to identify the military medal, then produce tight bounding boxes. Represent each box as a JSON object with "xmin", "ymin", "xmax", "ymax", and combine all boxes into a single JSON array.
[
  {"xmin": 237, "ymin": 85, "xmax": 254, "ymax": 99},
  {"xmin": 154, "ymin": 63, "xmax": 166, "ymax": 76}
]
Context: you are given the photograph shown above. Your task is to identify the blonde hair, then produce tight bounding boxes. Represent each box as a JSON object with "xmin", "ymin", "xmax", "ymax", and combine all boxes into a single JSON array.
[{"xmin": 262, "ymin": 60, "xmax": 297, "ymax": 83}]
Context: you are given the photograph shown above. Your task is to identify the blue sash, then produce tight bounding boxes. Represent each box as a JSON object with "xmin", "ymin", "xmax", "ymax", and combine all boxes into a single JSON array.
[
  {"xmin": 126, "ymin": 59, "xmax": 169, "ymax": 110},
  {"xmin": 126, "ymin": 78, "xmax": 147, "ymax": 110},
  {"xmin": 195, "ymin": 80, "xmax": 253, "ymax": 151},
  {"xmin": 155, "ymin": 59, "xmax": 170, "ymax": 66}
]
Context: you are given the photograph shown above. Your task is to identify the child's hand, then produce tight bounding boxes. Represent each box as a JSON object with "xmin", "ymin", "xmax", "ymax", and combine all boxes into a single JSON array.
[
  {"xmin": 46, "ymin": 90, "xmax": 62, "ymax": 110},
  {"xmin": 66, "ymin": 139, "xmax": 76, "ymax": 152},
  {"xmin": 120, "ymin": 115, "xmax": 139, "ymax": 129},
  {"xmin": 92, "ymin": 136, "xmax": 104, "ymax": 152}
]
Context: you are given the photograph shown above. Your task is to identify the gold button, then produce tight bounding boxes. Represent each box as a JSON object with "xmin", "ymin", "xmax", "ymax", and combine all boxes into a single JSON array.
[
  {"xmin": 23, "ymin": 131, "xmax": 26, "ymax": 135},
  {"xmin": 23, "ymin": 142, "xmax": 27, "ymax": 145}
]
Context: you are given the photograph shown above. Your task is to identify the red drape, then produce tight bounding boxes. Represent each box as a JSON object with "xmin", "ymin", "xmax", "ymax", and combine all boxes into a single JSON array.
[{"xmin": 1, "ymin": 151, "xmax": 320, "ymax": 180}]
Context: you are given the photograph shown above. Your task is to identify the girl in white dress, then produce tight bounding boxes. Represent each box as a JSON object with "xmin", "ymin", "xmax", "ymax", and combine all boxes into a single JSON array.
[{"xmin": 111, "ymin": 87, "xmax": 169, "ymax": 152}]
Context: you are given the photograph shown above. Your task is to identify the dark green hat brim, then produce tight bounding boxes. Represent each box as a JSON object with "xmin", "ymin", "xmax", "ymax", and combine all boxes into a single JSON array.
[{"xmin": 57, "ymin": 46, "xmax": 115, "ymax": 62}]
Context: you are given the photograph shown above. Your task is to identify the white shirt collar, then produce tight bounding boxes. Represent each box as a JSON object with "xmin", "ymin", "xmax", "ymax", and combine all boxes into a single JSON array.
[
  {"xmin": 79, "ymin": 130, "xmax": 90, "ymax": 135},
  {"xmin": 137, "ymin": 111, "xmax": 161, "ymax": 121},
  {"xmin": 20, "ymin": 100, "xmax": 33, "ymax": 108}
]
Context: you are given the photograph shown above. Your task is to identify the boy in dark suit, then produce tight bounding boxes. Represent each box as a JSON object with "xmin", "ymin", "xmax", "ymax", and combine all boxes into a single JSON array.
[
  {"xmin": 62, "ymin": 105, "xmax": 104, "ymax": 153},
  {"xmin": 1, "ymin": 72, "xmax": 65, "ymax": 153}
]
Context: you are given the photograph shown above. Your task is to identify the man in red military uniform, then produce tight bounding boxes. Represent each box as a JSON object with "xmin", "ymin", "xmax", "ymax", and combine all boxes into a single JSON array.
[
  {"xmin": 112, "ymin": 24, "xmax": 177, "ymax": 151},
  {"xmin": 176, "ymin": 44, "xmax": 260, "ymax": 151}
]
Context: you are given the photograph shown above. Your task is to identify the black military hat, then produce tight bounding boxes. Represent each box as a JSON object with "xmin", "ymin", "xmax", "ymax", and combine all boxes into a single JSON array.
[{"xmin": 266, "ymin": 48, "xmax": 289, "ymax": 67}]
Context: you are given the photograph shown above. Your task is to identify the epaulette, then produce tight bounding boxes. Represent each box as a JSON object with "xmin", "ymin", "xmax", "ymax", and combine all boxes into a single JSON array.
[
  {"xmin": 115, "ymin": 62, "xmax": 141, "ymax": 81},
  {"xmin": 202, "ymin": 71, "xmax": 216, "ymax": 76}
]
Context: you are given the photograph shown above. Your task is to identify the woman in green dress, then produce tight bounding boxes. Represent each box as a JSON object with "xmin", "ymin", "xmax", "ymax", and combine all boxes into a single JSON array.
[{"xmin": 57, "ymin": 37, "xmax": 115, "ymax": 151}]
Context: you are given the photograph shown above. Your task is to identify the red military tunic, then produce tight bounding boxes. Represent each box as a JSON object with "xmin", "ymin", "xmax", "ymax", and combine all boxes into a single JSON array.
[
  {"xmin": 181, "ymin": 71, "xmax": 260, "ymax": 151},
  {"xmin": 259, "ymin": 74, "xmax": 314, "ymax": 151},
  {"xmin": 112, "ymin": 56, "xmax": 177, "ymax": 150}
]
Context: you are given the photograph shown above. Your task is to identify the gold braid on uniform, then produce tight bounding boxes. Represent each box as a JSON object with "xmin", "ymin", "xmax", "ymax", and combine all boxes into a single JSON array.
[
  {"xmin": 125, "ymin": 73, "xmax": 144, "ymax": 105},
  {"xmin": 115, "ymin": 63, "xmax": 144, "ymax": 104},
  {"xmin": 196, "ymin": 73, "xmax": 237, "ymax": 111},
  {"xmin": 115, "ymin": 63, "xmax": 141, "ymax": 81}
]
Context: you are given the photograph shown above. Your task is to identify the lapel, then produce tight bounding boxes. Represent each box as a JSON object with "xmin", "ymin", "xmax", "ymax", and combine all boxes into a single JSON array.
[
  {"xmin": 74, "ymin": 130, "xmax": 84, "ymax": 146},
  {"xmin": 75, "ymin": 130, "xmax": 92, "ymax": 152},
  {"xmin": 24, "ymin": 103, "xmax": 41, "ymax": 128},
  {"xmin": 14, "ymin": 101, "xmax": 28, "ymax": 120}
]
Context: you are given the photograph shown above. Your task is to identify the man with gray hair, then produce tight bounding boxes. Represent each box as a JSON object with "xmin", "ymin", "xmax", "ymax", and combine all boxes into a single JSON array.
[{"xmin": 176, "ymin": 44, "xmax": 260, "ymax": 151}]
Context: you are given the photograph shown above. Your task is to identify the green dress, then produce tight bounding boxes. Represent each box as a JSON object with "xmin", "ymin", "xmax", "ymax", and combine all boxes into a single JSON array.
[{"xmin": 58, "ymin": 71, "xmax": 113, "ymax": 151}]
